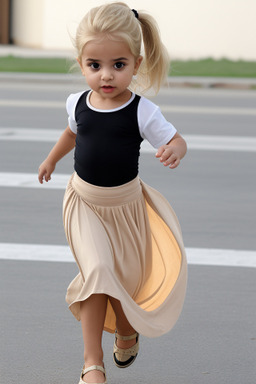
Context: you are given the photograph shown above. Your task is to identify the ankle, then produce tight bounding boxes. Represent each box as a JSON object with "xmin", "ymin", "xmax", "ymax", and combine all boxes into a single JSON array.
[
  {"xmin": 115, "ymin": 330, "xmax": 138, "ymax": 350},
  {"xmin": 84, "ymin": 351, "xmax": 104, "ymax": 367},
  {"xmin": 116, "ymin": 323, "xmax": 135, "ymax": 336},
  {"xmin": 84, "ymin": 359, "xmax": 104, "ymax": 368},
  {"xmin": 116, "ymin": 328, "xmax": 136, "ymax": 337}
]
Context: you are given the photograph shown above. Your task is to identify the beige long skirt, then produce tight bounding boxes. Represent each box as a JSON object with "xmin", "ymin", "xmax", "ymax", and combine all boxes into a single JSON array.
[{"xmin": 63, "ymin": 172, "xmax": 187, "ymax": 338}]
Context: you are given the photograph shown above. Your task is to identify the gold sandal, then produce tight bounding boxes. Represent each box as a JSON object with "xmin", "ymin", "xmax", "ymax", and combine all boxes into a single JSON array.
[
  {"xmin": 78, "ymin": 364, "xmax": 107, "ymax": 384},
  {"xmin": 113, "ymin": 331, "xmax": 139, "ymax": 368}
]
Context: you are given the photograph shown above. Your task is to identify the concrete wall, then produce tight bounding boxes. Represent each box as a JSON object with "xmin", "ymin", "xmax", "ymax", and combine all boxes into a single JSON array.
[
  {"xmin": 11, "ymin": 0, "xmax": 256, "ymax": 60},
  {"xmin": 12, "ymin": 0, "xmax": 44, "ymax": 47}
]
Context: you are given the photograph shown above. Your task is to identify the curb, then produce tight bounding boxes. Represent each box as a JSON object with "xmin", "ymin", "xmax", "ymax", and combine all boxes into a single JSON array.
[
  {"xmin": 0, "ymin": 71, "xmax": 83, "ymax": 84},
  {"xmin": 166, "ymin": 76, "xmax": 256, "ymax": 90},
  {"xmin": 0, "ymin": 72, "xmax": 255, "ymax": 90},
  {"xmin": 1, "ymin": 46, "xmax": 256, "ymax": 89}
]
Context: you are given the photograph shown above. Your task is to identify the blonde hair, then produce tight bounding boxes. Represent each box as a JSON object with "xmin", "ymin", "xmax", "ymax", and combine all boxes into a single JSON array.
[{"xmin": 75, "ymin": 2, "xmax": 170, "ymax": 93}]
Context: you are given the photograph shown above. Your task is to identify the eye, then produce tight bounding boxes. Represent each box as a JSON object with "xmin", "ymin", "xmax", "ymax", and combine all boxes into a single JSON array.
[
  {"xmin": 114, "ymin": 62, "xmax": 125, "ymax": 69},
  {"xmin": 90, "ymin": 62, "xmax": 100, "ymax": 70}
]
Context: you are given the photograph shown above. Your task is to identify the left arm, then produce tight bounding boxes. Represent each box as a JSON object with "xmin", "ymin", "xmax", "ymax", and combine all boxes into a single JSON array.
[{"xmin": 155, "ymin": 132, "xmax": 187, "ymax": 169}]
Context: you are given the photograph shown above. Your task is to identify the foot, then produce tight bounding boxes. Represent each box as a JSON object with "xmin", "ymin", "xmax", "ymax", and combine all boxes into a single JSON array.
[
  {"xmin": 113, "ymin": 330, "xmax": 139, "ymax": 368},
  {"xmin": 116, "ymin": 329, "xmax": 137, "ymax": 349},
  {"xmin": 82, "ymin": 371, "xmax": 105, "ymax": 383},
  {"xmin": 81, "ymin": 364, "xmax": 106, "ymax": 384}
]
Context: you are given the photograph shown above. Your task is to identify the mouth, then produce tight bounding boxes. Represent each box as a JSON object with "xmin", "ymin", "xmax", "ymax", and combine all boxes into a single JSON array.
[{"xmin": 101, "ymin": 85, "xmax": 115, "ymax": 93}]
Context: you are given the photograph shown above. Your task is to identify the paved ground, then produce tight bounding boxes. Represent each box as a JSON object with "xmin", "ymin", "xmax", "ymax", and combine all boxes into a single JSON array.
[
  {"xmin": 1, "ymin": 261, "xmax": 256, "ymax": 384},
  {"xmin": 0, "ymin": 74, "xmax": 256, "ymax": 384}
]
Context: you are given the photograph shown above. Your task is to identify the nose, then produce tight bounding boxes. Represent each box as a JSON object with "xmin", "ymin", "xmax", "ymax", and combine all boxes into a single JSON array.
[{"xmin": 101, "ymin": 68, "xmax": 114, "ymax": 81}]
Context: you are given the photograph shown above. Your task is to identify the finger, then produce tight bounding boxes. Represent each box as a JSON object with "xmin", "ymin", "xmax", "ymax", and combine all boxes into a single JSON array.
[
  {"xmin": 162, "ymin": 153, "xmax": 176, "ymax": 166},
  {"xmin": 160, "ymin": 149, "xmax": 172, "ymax": 162},
  {"xmin": 38, "ymin": 168, "xmax": 51, "ymax": 183},
  {"xmin": 159, "ymin": 147, "xmax": 176, "ymax": 163},
  {"xmin": 38, "ymin": 170, "xmax": 44, "ymax": 184},
  {"xmin": 44, "ymin": 172, "xmax": 51, "ymax": 182},
  {"xmin": 155, "ymin": 145, "xmax": 166, "ymax": 158},
  {"xmin": 169, "ymin": 158, "xmax": 180, "ymax": 169}
]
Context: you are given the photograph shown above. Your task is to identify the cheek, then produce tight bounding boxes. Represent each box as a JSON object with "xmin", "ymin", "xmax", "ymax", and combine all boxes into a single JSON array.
[
  {"xmin": 119, "ymin": 69, "xmax": 134, "ymax": 83},
  {"xmin": 118, "ymin": 75, "xmax": 130, "ymax": 86},
  {"xmin": 84, "ymin": 70, "xmax": 96, "ymax": 82}
]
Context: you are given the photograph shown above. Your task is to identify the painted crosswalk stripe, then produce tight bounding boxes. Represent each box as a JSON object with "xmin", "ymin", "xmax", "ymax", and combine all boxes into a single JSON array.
[
  {"xmin": 0, "ymin": 243, "xmax": 255, "ymax": 268},
  {"xmin": 1, "ymin": 128, "xmax": 256, "ymax": 152}
]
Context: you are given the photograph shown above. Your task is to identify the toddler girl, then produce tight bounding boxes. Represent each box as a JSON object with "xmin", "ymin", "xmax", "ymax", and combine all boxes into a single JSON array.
[{"xmin": 38, "ymin": 2, "xmax": 187, "ymax": 383}]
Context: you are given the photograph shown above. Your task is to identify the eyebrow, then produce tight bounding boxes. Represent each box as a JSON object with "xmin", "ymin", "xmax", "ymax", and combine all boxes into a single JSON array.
[
  {"xmin": 86, "ymin": 57, "xmax": 129, "ymax": 62},
  {"xmin": 113, "ymin": 57, "xmax": 129, "ymax": 61},
  {"xmin": 86, "ymin": 58, "xmax": 100, "ymax": 62}
]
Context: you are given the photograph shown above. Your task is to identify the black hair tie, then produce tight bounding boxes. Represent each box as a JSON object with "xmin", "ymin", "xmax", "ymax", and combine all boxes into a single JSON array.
[{"xmin": 131, "ymin": 9, "xmax": 139, "ymax": 19}]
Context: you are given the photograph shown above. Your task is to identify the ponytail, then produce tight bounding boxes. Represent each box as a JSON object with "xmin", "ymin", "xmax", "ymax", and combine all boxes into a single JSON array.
[{"xmin": 137, "ymin": 12, "xmax": 170, "ymax": 93}]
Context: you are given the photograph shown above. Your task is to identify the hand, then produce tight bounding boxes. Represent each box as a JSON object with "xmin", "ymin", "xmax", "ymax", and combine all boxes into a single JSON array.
[
  {"xmin": 38, "ymin": 160, "xmax": 56, "ymax": 184},
  {"xmin": 155, "ymin": 145, "xmax": 181, "ymax": 169}
]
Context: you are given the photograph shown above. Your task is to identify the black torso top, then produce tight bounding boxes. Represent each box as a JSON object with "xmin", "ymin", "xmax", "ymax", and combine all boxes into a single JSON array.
[{"xmin": 74, "ymin": 91, "xmax": 143, "ymax": 187}]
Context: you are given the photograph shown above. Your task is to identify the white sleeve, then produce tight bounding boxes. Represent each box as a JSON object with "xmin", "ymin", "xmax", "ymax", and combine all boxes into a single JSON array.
[
  {"xmin": 66, "ymin": 91, "xmax": 85, "ymax": 134},
  {"xmin": 138, "ymin": 97, "xmax": 177, "ymax": 149}
]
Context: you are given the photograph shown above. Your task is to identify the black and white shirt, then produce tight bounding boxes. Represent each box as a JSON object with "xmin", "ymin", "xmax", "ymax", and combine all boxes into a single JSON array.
[{"xmin": 66, "ymin": 90, "xmax": 177, "ymax": 187}]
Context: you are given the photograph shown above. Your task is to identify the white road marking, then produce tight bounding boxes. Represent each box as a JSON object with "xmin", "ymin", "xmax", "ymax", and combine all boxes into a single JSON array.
[
  {"xmin": 1, "ymin": 99, "xmax": 256, "ymax": 115},
  {"xmin": 186, "ymin": 248, "xmax": 256, "ymax": 268},
  {"xmin": 160, "ymin": 105, "xmax": 256, "ymax": 116},
  {"xmin": 0, "ymin": 99, "xmax": 64, "ymax": 108},
  {"xmin": 0, "ymin": 127, "xmax": 62, "ymax": 142},
  {"xmin": 0, "ymin": 243, "xmax": 72, "ymax": 263},
  {"xmin": 143, "ymin": 135, "xmax": 256, "ymax": 153},
  {"xmin": 0, "ymin": 243, "xmax": 255, "ymax": 268},
  {"xmin": 0, "ymin": 172, "xmax": 69, "ymax": 189},
  {"xmin": 1, "ymin": 127, "xmax": 256, "ymax": 152}
]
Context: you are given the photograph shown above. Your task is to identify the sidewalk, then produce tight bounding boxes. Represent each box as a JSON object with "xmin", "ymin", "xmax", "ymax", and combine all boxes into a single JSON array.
[
  {"xmin": 0, "ymin": 45, "xmax": 75, "ymax": 58},
  {"xmin": 1, "ymin": 45, "xmax": 256, "ymax": 89}
]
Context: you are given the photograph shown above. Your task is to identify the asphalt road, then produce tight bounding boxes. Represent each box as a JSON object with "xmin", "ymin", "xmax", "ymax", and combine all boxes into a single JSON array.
[{"xmin": 0, "ymin": 76, "xmax": 256, "ymax": 384}]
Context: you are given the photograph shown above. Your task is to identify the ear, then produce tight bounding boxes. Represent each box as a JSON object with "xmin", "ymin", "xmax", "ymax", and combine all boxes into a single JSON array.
[
  {"xmin": 76, "ymin": 57, "xmax": 85, "ymax": 76},
  {"xmin": 133, "ymin": 55, "xmax": 143, "ymax": 75}
]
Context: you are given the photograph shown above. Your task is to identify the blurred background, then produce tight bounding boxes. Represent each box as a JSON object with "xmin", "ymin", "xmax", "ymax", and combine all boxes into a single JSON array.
[{"xmin": 1, "ymin": 0, "xmax": 256, "ymax": 60}]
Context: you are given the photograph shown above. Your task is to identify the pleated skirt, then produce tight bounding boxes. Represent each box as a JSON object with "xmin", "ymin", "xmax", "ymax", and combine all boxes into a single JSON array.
[{"xmin": 63, "ymin": 172, "xmax": 187, "ymax": 338}]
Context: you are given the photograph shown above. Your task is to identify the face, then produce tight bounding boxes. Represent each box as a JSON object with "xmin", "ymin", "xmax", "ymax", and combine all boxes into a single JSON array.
[{"xmin": 78, "ymin": 37, "xmax": 142, "ymax": 105}]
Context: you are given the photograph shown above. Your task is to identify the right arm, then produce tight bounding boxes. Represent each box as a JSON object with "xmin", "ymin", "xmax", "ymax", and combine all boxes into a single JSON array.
[{"xmin": 38, "ymin": 126, "xmax": 76, "ymax": 184}]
